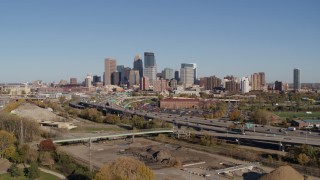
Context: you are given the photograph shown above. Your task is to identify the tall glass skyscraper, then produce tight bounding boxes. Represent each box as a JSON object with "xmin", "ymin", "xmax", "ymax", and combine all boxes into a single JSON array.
[
  {"xmin": 293, "ymin": 68, "xmax": 301, "ymax": 91},
  {"xmin": 133, "ymin": 54, "xmax": 143, "ymax": 79},
  {"xmin": 143, "ymin": 52, "xmax": 157, "ymax": 86}
]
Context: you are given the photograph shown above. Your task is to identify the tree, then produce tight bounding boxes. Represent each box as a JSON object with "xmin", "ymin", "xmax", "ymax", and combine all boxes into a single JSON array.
[
  {"xmin": 297, "ymin": 153, "xmax": 310, "ymax": 165},
  {"xmin": 229, "ymin": 109, "xmax": 242, "ymax": 121},
  {"xmin": 0, "ymin": 130, "xmax": 16, "ymax": 158},
  {"xmin": 27, "ymin": 162, "xmax": 40, "ymax": 179},
  {"xmin": 95, "ymin": 157, "xmax": 154, "ymax": 180},
  {"xmin": 251, "ymin": 109, "xmax": 276, "ymax": 125},
  {"xmin": 8, "ymin": 163, "xmax": 21, "ymax": 177},
  {"xmin": 39, "ymin": 152, "xmax": 55, "ymax": 167}
]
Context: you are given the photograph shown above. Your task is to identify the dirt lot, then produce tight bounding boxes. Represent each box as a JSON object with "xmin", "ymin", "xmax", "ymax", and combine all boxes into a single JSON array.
[{"xmin": 59, "ymin": 138, "xmax": 270, "ymax": 180}]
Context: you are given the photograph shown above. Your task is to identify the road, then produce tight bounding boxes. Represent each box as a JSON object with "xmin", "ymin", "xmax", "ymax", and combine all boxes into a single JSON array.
[{"xmin": 78, "ymin": 96, "xmax": 320, "ymax": 147}]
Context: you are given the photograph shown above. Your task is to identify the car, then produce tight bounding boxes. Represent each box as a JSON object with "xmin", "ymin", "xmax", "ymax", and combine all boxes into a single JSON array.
[{"xmin": 267, "ymin": 129, "xmax": 271, "ymax": 132}]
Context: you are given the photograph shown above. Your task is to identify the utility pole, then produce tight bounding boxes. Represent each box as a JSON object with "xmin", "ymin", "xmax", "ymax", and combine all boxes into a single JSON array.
[
  {"xmin": 89, "ymin": 138, "xmax": 92, "ymax": 172},
  {"xmin": 20, "ymin": 119, "xmax": 23, "ymax": 145}
]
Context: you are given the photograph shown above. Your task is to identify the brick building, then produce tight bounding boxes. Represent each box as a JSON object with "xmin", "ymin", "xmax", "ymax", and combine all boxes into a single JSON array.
[{"xmin": 160, "ymin": 98, "xmax": 200, "ymax": 109}]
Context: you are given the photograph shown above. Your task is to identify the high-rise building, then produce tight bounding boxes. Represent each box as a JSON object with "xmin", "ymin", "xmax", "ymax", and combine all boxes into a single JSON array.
[
  {"xmin": 180, "ymin": 65, "xmax": 194, "ymax": 88},
  {"xmin": 293, "ymin": 68, "xmax": 301, "ymax": 91},
  {"xmin": 169, "ymin": 79, "xmax": 178, "ymax": 89},
  {"xmin": 174, "ymin": 70, "xmax": 180, "ymax": 81},
  {"xmin": 104, "ymin": 58, "xmax": 117, "ymax": 86},
  {"xmin": 162, "ymin": 68, "xmax": 174, "ymax": 80},
  {"xmin": 154, "ymin": 78, "xmax": 168, "ymax": 92},
  {"xmin": 251, "ymin": 72, "xmax": 266, "ymax": 91},
  {"xmin": 140, "ymin": 76, "xmax": 149, "ymax": 91},
  {"xmin": 200, "ymin": 76, "xmax": 222, "ymax": 90},
  {"xmin": 70, "ymin": 78, "xmax": 77, "ymax": 85},
  {"xmin": 93, "ymin": 75, "xmax": 102, "ymax": 83},
  {"xmin": 123, "ymin": 67, "xmax": 131, "ymax": 83},
  {"xmin": 181, "ymin": 63, "xmax": 197, "ymax": 83},
  {"xmin": 274, "ymin": 81, "xmax": 288, "ymax": 92},
  {"xmin": 144, "ymin": 52, "xmax": 157, "ymax": 86},
  {"xmin": 129, "ymin": 70, "xmax": 140, "ymax": 87},
  {"xmin": 85, "ymin": 74, "xmax": 93, "ymax": 88},
  {"xmin": 117, "ymin": 65, "xmax": 125, "ymax": 82},
  {"xmin": 144, "ymin": 52, "xmax": 155, "ymax": 67},
  {"xmin": 111, "ymin": 72, "xmax": 121, "ymax": 86},
  {"xmin": 240, "ymin": 77, "xmax": 250, "ymax": 93},
  {"xmin": 133, "ymin": 55, "xmax": 143, "ymax": 79},
  {"xmin": 225, "ymin": 80, "xmax": 240, "ymax": 92}
]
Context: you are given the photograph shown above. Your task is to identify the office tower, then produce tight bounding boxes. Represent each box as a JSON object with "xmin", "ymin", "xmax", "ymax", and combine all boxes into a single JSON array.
[
  {"xmin": 174, "ymin": 70, "xmax": 180, "ymax": 81},
  {"xmin": 133, "ymin": 55, "xmax": 143, "ymax": 79},
  {"xmin": 143, "ymin": 52, "xmax": 157, "ymax": 86},
  {"xmin": 104, "ymin": 58, "xmax": 117, "ymax": 86},
  {"xmin": 144, "ymin": 52, "xmax": 155, "ymax": 67},
  {"xmin": 123, "ymin": 67, "xmax": 131, "ymax": 83},
  {"xmin": 140, "ymin": 76, "xmax": 149, "ymax": 91},
  {"xmin": 111, "ymin": 72, "xmax": 121, "ymax": 86},
  {"xmin": 293, "ymin": 68, "xmax": 301, "ymax": 91},
  {"xmin": 240, "ymin": 77, "xmax": 250, "ymax": 93},
  {"xmin": 93, "ymin": 75, "xmax": 102, "ymax": 83},
  {"xmin": 162, "ymin": 68, "xmax": 174, "ymax": 80},
  {"xmin": 200, "ymin": 76, "xmax": 222, "ymax": 90},
  {"xmin": 85, "ymin": 74, "xmax": 93, "ymax": 88},
  {"xmin": 251, "ymin": 72, "xmax": 266, "ymax": 91},
  {"xmin": 117, "ymin": 65, "xmax": 125, "ymax": 82},
  {"xmin": 129, "ymin": 70, "xmax": 140, "ymax": 87},
  {"xmin": 70, "ymin": 78, "xmax": 77, "ymax": 85},
  {"xmin": 181, "ymin": 63, "xmax": 197, "ymax": 83},
  {"xmin": 180, "ymin": 65, "xmax": 194, "ymax": 88}
]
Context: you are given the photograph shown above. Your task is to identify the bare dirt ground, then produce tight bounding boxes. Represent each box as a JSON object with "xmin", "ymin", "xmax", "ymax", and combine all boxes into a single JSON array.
[
  {"xmin": 59, "ymin": 138, "xmax": 271, "ymax": 180},
  {"xmin": 13, "ymin": 103, "xmax": 63, "ymax": 122}
]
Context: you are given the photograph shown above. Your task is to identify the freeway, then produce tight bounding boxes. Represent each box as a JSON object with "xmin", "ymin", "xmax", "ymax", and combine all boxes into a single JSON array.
[{"xmin": 75, "ymin": 98, "xmax": 320, "ymax": 147}]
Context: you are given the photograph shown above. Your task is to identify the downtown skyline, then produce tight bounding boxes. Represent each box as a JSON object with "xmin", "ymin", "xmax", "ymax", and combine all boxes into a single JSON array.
[{"xmin": 1, "ymin": 0, "xmax": 319, "ymax": 83}]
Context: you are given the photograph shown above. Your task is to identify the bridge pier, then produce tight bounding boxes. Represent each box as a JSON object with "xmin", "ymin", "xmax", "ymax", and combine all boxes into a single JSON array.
[{"xmin": 132, "ymin": 135, "xmax": 135, "ymax": 143}]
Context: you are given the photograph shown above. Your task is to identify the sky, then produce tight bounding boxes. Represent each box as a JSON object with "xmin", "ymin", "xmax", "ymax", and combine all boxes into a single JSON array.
[{"xmin": 0, "ymin": 0, "xmax": 319, "ymax": 83}]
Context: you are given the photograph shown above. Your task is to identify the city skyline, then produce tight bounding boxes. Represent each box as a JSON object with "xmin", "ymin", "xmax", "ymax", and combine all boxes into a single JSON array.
[{"xmin": 0, "ymin": 1, "xmax": 319, "ymax": 83}]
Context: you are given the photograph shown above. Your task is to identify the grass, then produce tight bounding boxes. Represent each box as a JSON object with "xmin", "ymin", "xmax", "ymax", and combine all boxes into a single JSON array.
[
  {"xmin": 0, "ymin": 170, "xmax": 60, "ymax": 180},
  {"xmin": 275, "ymin": 111, "xmax": 320, "ymax": 119}
]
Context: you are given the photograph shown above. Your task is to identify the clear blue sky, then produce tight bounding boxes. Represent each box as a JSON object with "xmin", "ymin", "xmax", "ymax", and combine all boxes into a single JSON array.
[{"xmin": 1, "ymin": 0, "xmax": 319, "ymax": 83}]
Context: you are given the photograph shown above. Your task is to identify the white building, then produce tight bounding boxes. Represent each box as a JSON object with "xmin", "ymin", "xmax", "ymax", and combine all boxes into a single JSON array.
[
  {"xmin": 85, "ymin": 74, "xmax": 93, "ymax": 88},
  {"xmin": 240, "ymin": 77, "xmax": 251, "ymax": 93}
]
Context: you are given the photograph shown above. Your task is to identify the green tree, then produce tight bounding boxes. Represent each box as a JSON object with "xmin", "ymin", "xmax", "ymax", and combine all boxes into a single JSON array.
[
  {"xmin": 8, "ymin": 163, "xmax": 21, "ymax": 177},
  {"xmin": 95, "ymin": 157, "xmax": 154, "ymax": 180},
  {"xmin": 27, "ymin": 162, "xmax": 40, "ymax": 179}
]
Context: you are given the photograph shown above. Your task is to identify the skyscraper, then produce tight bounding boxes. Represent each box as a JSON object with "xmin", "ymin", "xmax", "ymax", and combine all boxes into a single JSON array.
[
  {"xmin": 133, "ymin": 55, "xmax": 143, "ymax": 79},
  {"xmin": 293, "ymin": 68, "xmax": 301, "ymax": 91},
  {"xmin": 85, "ymin": 74, "xmax": 93, "ymax": 88},
  {"xmin": 143, "ymin": 52, "xmax": 157, "ymax": 86},
  {"xmin": 250, "ymin": 72, "xmax": 266, "ymax": 91},
  {"xmin": 181, "ymin": 63, "xmax": 197, "ymax": 83},
  {"xmin": 162, "ymin": 68, "xmax": 174, "ymax": 80},
  {"xmin": 144, "ymin": 52, "xmax": 155, "ymax": 67},
  {"xmin": 104, "ymin": 58, "xmax": 117, "ymax": 86},
  {"xmin": 129, "ymin": 70, "xmax": 140, "ymax": 87},
  {"xmin": 180, "ymin": 65, "xmax": 194, "ymax": 88},
  {"xmin": 117, "ymin": 65, "xmax": 125, "ymax": 82},
  {"xmin": 174, "ymin": 70, "xmax": 180, "ymax": 81}
]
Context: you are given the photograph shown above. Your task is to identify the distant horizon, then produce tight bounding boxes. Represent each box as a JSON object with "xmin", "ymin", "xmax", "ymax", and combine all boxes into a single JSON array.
[{"xmin": 1, "ymin": 1, "xmax": 319, "ymax": 83}]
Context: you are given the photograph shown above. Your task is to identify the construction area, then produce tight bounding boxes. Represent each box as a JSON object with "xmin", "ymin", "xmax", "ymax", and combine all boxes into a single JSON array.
[{"xmin": 59, "ymin": 138, "xmax": 275, "ymax": 180}]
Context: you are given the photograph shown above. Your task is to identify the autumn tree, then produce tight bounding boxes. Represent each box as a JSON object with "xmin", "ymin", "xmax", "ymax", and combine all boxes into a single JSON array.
[
  {"xmin": 251, "ymin": 109, "xmax": 275, "ymax": 125},
  {"xmin": 229, "ymin": 109, "xmax": 242, "ymax": 121},
  {"xmin": 39, "ymin": 139, "xmax": 56, "ymax": 152},
  {"xmin": 95, "ymin": 157, "xmax": 154, "ymax": 180},
  {"xmin": 0, "ymin": 130, "xmax": 16, "ymax": 158},
  {"xmin": 104, "ymin": 114, "xmax": 120, "ymax": 124},
  {"xmin": 297, "ymin": 153, "xmax": 310, "ymax": 165}
]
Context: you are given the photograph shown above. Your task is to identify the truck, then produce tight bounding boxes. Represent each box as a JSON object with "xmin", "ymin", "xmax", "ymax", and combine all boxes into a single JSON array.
[{"xmin": 287, "ymin": 127, "xmax": 296, "ymax": 131}]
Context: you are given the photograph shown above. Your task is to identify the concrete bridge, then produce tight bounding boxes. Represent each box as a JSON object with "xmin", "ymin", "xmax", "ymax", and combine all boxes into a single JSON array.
[{"xmin": 52, "ymin": 128, "xmax": 174, "ymax": 144}]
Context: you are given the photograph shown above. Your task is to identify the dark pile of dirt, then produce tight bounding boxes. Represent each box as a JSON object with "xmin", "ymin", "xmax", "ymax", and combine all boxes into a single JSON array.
[{"xmin": 259, "ymin": 165, "xmax": 304, "ymax": 180}]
